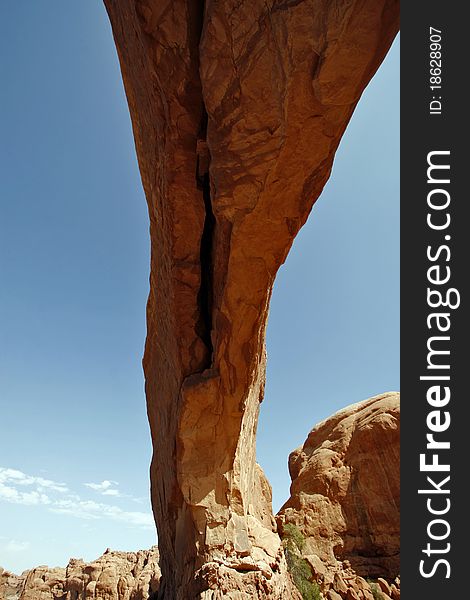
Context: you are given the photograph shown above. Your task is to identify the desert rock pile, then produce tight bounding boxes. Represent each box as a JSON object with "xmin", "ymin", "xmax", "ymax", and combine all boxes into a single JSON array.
[{"xmin": 0, "ymin": 547, "xmax": 160, "ymax": 600}]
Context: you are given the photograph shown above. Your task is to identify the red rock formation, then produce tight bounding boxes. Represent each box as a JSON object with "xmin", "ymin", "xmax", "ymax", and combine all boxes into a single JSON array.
[
  {"xmin": 0, "ymin": 548, "xmax": 160, "ymax": 600},
  {"xmin": 0, "ymin": 567, "xmax": 25, "ymax": 600},
  {"xmin": 277, "ymin": 393, "xmax": 400, "ymax": 580},
  {"xmin": 102, "ymin": 1, "xmax": 399, "ymax": 597}
]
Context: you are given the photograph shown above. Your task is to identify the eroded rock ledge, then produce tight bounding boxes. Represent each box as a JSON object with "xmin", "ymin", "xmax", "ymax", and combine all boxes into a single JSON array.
[{"xmin": 102, "ymin": 1, "xmax": 399, "ymax": 597}]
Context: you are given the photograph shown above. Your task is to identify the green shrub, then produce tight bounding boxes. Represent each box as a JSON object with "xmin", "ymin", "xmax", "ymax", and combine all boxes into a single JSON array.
[
  {"xmin": 366, "ymin": 579, "xmax": 384, "ymax": 600},
  {"xmin": 296, "ymin": 575, "xmax": 322, "ymax": 600},
  {"xmin": 283, "ymin": 523, "xmax": 306, "ymax": 553},
  {"xmin": 281, "ymin": 524, "xmax": 322, "ymax": 600}
]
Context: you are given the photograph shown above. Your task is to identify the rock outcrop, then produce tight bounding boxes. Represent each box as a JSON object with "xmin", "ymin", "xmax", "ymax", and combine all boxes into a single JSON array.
[
  {"xmin": 277, "ymin": 392, "xmax": 400, "ymax": 582},
  {"xmin": 0, "ymin": 568, "xmax": 25, "ymax": 600},
  {"xmin": 0, "ymin": 548, "xmax": 160, "ymax": 600},
  {"xmin": 102, "ymin": 1, "xmax": 400, "ymax": 596}
]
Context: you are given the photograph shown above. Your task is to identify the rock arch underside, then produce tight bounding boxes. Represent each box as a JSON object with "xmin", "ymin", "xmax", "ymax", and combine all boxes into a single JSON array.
[{"xmin": 102, "ymin": 1, "xmax": 400, "ymax": 598}]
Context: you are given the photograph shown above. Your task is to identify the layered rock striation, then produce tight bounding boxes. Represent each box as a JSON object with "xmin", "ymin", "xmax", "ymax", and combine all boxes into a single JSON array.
[
  {"xmin": 277, "ymin": 392, "xmax": 400, "ymax": 582},
  {"xmin": 0, "ymin": 548, "xmax": 160, "ymax": 600},
  {"xmin": 102, "ymin": 1, "xmax": 400, "ymax": 596}
]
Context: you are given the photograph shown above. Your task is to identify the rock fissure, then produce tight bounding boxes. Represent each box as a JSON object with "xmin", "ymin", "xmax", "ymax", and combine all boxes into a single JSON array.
[{"xmin": 195, "ymin": 112, "xmax": 215, "ymax": 368}]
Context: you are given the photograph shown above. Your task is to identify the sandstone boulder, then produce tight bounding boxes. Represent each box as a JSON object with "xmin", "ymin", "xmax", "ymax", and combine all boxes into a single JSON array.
[
  {"xmin": 377, "ymin": 577, "xmax": 392, "ymax": 596},
  {"xmin": 278, "ymin": 392, "xmax": 400, "ymax": 579}
]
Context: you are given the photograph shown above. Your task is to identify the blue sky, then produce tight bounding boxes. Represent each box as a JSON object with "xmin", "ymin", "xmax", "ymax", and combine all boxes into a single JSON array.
[{"xmin": 0, "ymin": 2, "xmax": 399, "ymax": 574}]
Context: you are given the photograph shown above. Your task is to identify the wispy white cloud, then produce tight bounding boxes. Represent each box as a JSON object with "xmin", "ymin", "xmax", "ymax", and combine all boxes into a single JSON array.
[
  {"xmin": 0, "ymin": 484, "xmax": 51, "ymax": 506},
  {"xmin": 5, "ymin": 540, "xmax": 30, "ymax": 553},
  {"xmin": 0, "ymin": 467, "xmax": 68, "ymax": 493},
  {"xmin": 102, "ymin": 488, "xmax": 120, "ymax": 497},
  {"xmin": 0, "ymin": 467, "xmax": 153, "ymax": 530},
  {"xmin": 0, "ymin": 468, "xmax": 54, "ymax": 506},
  {"xmin": 84, "ymin": 480, "xmax": 122, "ymax": 497},
  {"xmin": 51, "ymin": 499, "xmax": 153, "ymax": 527}
]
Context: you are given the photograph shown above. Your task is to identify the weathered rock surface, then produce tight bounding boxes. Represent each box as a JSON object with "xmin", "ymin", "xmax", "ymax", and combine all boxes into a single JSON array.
[
  {"xmin": 316, "ymin": 562, "xmax": 400, "ymax": 600},
  {"xmin": 278, "ymin": 392, "xmax": 400, "ymax": 580},
  {"xmin": 0, "ymin": 567, "xmax": 26, "ymax": 600},
  {"xmin": 0, "ymin": 548, "xmax": 160, "ymax": 600},
  {"xmin": 103, "ymin": 1, "xmax": 399, "ymax": 596}
]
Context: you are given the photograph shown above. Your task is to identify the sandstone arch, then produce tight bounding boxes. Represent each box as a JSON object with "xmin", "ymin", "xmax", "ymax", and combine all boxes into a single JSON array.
[{"xmin": 102, "ymin": 1, "xmax": 399, "ymax": 597}]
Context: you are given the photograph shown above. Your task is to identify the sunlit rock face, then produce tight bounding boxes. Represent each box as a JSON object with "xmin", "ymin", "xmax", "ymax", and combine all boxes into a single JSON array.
[
  {"xmin": 102, "ymin": 1, "xmax": 399, "ymax": 596},
  {"xmin": 277, "ymin": 392, "xmax": 400, "ymax": 580}
]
